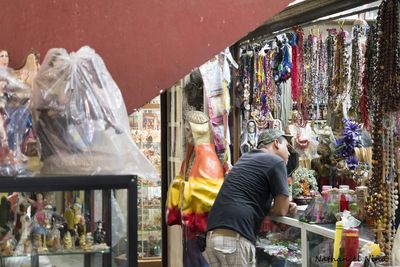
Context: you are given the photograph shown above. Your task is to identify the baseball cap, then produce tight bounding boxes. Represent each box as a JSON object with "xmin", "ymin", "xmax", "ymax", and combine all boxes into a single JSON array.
[{"xmin": 257, "ymin": 128, "xmax": 293, "ymax": 147}]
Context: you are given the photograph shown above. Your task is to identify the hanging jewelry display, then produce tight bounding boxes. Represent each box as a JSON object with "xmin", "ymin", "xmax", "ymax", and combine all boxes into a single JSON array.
[
  {"xmin": 326, "ymin": 29, "xmax": 336, "ymax": 127},
  {"xmin": 333, "ymin": 26, "xmax": 350, "ymax": 100},
  {"xmin": 381, "ymin": 113, "xmax": 398, "ymax": 256},
  {"xmin": 291, "ymin": 32, "xmax": 300, "ymax": 102},
  {"xmin": 367, "ymin": 0, "xmax": 400, "ymax": 256},
  {"xmin": 317, "ymin": 33, "xmax": 327, "ymax": 120},
  {"xmin": 238, "ymin": 48, "xmax": 254, "ymax": 121},
  {"xmin": 331, "ymin": 26, "xmax": 350, "ymax": 132},
  {"xmin": 294, "ymin": 28, "xmax": 307, "ymax": 127},
  {"xmin": 255, "ymin": 52, "xmax": 265, "ymax": 111},
  {"xmin": 361, "ymin": 23, "xmax": 378, "ymax": 129},
  {"xmin": 265, "ymin": 49, "xmax": 278, "ymax": 116},
  {"xmin": 375, "ymin": 0, "xmax": 400, "ymax": 113},
  {"xmin": 304, "ymin": 33, "xmax": 318, "ymax": 119},
  {"xmin": 349, "ymin": 25, "xmax": 363, "ymax": 120}
]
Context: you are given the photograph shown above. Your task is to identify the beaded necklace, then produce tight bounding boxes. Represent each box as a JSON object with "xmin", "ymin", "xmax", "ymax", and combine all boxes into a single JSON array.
[
  {"xmin": 326, "ymin": 29, "xmax": 336, "ymax": 116},
  {"xmin": 304, "ymin": 34, "xmax": 318, "ymax": 116},
  {"xmin": 291, "ymin": 33, "xmax": 299, "ymax": 101},
  {"xmin": 295, "ymin": 28, "xmax": 307, "ymax": 127},
  {"xmin": 382, "ymin": 114, "xmax": 398, "ymax": 255},
  {"xmin": 376, "ymin": 0, "xmax": 400, "ymax": 112},
  {"xmin": 349, "ymin": 25, "xmax": 363, "ymax": 120},
  {"xmin": 333, "ymin": 27, "xmax": 350, "ymax": 103},
  {"xmin": 367, "ymin": 0, "xmax": 400, "ymax": 255},
  {"xmin": 317, "ymin": 34, "xmax": 327, "ymax": 120},
  {"xmin": 361, "ymin": 23, "xmax": 378, "ymax": 129},
  {"xmin": 266, "ymin": 49, "xmax": 278, "ymax": 116}
]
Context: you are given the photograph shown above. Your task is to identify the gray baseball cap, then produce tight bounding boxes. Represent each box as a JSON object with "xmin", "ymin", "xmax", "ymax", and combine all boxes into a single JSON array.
[{"xmin": 257, "ymin": 128, "xmax": 292, "ymax": 147}]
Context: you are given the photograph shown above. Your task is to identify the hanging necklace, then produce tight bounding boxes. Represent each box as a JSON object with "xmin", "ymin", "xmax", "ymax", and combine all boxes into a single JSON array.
[
  {"xmin": 349, "ymin": 25, "xmax": 363, "ymax": 120},
  {"xmin": 367, "ymin": 0, "xmax": 400, "ymax": 255},
  {"xmin": 326, "ymin": 29, "xmax": 336, "ymax": 121},
  {"xmin": 361, "ymin": 23, "xmax": 378, "ymax": 129},
  {"xmin": 375, "ymin": 0, "xmax": 400, "ymax": 112},
  {"xmin": 317, "ymin": 34, "xmax": 327, "ymax": 120},
  {"xmin": 291, "ymin": 32, "xmax": 300, "ymax": 102},
  {"xmin": 333, "ymin": 27, "xmax": 350, "ymax": 103}
]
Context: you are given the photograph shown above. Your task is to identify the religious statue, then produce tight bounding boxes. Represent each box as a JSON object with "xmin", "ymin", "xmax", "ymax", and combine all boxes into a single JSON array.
[
  {"xmin": 93, "ymin": 220, "xmax": 106, "ymax": 244},
  {"xmin": 240, "ymin": 119, "xmax": 257, "ymax": 154}
]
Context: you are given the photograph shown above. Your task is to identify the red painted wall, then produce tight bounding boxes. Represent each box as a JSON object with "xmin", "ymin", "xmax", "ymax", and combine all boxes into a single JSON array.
[{"xmin": 2, "ymin": 0, "xmax": 291, "ymax": 112}]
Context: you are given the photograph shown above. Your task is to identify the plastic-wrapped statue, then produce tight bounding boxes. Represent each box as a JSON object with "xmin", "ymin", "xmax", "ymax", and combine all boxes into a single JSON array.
[
  {"xmin": 0, "ymin": 56, "xmax": 32, "ymax": 176},
  {"xmin": 10, "ymin": 51, "xmax": 40, "ymax": 159},
  {"xmin": 32, "ymin": 46, "xmax": 157, "ymax": 178}
]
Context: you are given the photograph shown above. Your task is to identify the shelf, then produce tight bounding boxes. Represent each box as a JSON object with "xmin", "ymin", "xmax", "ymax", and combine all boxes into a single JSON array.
[
  {"xmin": 2, "ymin": 248, "xmax": 110, "ymax": 259},
  {"xmin": 0, "ymin": 175, "xmax": 135, "ymax": 192},
  {"xmin": 139, "ymin": 205, "xmax": 161, "ymax": 209}
]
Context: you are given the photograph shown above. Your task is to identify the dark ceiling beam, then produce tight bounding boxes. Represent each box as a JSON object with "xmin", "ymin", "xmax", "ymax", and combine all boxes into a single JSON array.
[{"xmin": 240, "ymin": 0, "xmax": 379, "ymax": 43}]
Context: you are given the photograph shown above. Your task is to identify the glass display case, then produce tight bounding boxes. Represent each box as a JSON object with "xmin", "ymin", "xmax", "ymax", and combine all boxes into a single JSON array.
[
  {"xmin": 137, "ymin": 179, "xmax": 162, "ymax": 259},
  {"xmin": 257, "ymin": 213, "xmax": 374, "ymax": 267},
  {"xmin": 130, "ymin": 97, "xmax": 162, "ymax": 264},
  {"xmin": 0, "ymin": 175, "xmax": 136, "ymax": 267}
]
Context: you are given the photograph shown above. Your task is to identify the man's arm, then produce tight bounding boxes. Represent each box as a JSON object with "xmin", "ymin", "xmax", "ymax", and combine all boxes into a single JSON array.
[
  {"xmin": 268, "ymin": 195, "xmax": 289, "ymax": 216},
  {"xmin": 269, "ymin": 196, "xmax": 297, "ymax": 216}
]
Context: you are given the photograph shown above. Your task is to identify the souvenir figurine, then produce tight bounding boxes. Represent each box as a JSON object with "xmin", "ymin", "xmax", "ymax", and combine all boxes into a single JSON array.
[
  {"xmin": 63, "ymin": 231, "xmax": 72, "ymax": 250},
  {"xmin": 64, "ymin": 204, "xmax": 75, "ymax": 232},
  {"xmin": 16, "ymin": 214, "xmax": 32, "ymax": 254},
  {"xmin": 93, "ymin": 220, "xmax": 106, "ymax": 244},
  {"xmin": 28, "ymin": 192, "xmax": 46, "ymax": 225},
  {"xmin": 46, "ymin": 214, "xmax": 61, "ymax": 252},
  {"xmin": 31, "ymin": 233, "xmax": 43, "ymax": 251},
  {"xmin": 85, "ymin": 232, "xmax": 93, "ymax": 250},
  {"xmin": 79, "ymin": 234, "xmax": 86, "ymax": 249}
]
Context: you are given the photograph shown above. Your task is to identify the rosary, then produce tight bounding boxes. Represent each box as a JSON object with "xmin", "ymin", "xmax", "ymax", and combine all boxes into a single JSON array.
[
  {"xmin": 349, "ymin": 25, "xmax": 363, "ymax": 119},
  {"xmin": 367, "ymin": 0, "xmax": 400, "ymax": 256}
]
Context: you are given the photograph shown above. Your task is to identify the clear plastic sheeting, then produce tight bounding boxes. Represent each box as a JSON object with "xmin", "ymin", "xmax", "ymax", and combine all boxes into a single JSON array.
[
  {"xmin": 32, "ymin": 46, "xmax": 158, "ymax": 179},
  {"xmin": 0, "ymin": 67, "xmax": 31, "ymax": 176}
]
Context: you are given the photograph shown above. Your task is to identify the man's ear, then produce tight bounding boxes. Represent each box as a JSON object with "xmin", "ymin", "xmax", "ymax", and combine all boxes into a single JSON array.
[{"xmin": 273, "ymin": 139, "xmax": 280, "ymax": 149}]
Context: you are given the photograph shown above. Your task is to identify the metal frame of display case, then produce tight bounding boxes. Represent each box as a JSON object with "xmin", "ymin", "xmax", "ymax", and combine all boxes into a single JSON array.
[
  {"xmin": 0, "ymin": 175, "xmax": 137, "ymax": 267},
  {"xmin": 269, "ymin": 216, "xmax": 373, "ymax": 266}
]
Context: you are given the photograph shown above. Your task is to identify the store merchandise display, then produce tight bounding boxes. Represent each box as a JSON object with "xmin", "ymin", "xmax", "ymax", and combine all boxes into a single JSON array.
[
  {"xmin": 0, "ymin": 46, "xmax": 154, "ymax": 266},
  {"xmin": 0, "ymin": 192, "xmax": 109, "ymax": 258},
  {"xmin": 257, "ymin": 220, "xmax": 302, "ymax": 266},
  {"xmin": 237, "ymin": 0, "xmax": 400, "ymax": 264},
  {"xmin": 130, "ymin": 101, "xmax": 162, "ymax": 259}
]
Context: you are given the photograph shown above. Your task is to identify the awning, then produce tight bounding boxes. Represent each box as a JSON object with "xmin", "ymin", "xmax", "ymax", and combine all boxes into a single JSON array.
[{"xmin": 2, "ymin": 0, "xmax": 291, "ymax": 112}]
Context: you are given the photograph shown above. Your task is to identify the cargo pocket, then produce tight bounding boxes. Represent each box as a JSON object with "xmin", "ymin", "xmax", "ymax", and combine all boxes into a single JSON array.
[{"xmin": 213, "ymin": 236, "xmax": 237, "ymax": 254}]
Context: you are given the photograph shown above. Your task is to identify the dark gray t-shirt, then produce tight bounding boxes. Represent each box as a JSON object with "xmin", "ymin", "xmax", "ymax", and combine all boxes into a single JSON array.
[{"xmin": 207, "ymin": 149, "xmax": 288, "ymax": 243}]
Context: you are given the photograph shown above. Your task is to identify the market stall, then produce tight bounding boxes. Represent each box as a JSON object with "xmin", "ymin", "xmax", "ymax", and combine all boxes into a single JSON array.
[{"xmin": 234, "ymin": 0, "xmax": 400, "ymax": 265}]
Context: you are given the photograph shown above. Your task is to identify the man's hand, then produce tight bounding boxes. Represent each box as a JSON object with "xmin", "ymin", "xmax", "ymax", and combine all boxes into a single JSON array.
[{"xmin": 288, "ymin": 202, "xmax": 297, "ymax": 216}]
